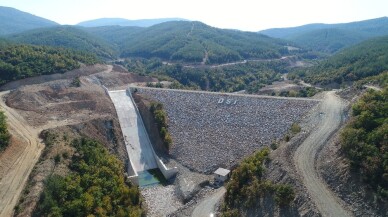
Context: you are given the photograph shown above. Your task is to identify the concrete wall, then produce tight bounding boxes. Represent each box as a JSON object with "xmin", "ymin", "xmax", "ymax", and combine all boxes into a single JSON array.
[{"xmin": 153, "ymin": 149, "xmax": 178, "ymax": 179}]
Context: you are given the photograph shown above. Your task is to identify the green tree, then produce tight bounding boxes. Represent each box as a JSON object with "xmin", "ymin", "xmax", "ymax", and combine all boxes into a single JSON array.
[{"xmin": 0, "ymin": 111, "xmax": 10, "ymax": 152}]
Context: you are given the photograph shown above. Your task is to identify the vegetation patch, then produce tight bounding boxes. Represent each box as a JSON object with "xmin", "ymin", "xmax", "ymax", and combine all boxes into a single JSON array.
[
  {"xmin": 0, "ymin": 44, "xmax": 99, "ymax": 85},
  {"xmin": 33, "ymin": 137, "xmax": 144, "ymax": 217},
  {"xmin": 274, "ymin": 86, "xmax": 321, "ymax": 98},
  {"xmin": 222, "ymin": 148, "xmax": 295, "ymax": 216},
  {"xmin": 0, "ymin": 111, "xmax": 10, "ymax": 152},
  {"xmin": 340, "ymin": 88, "xmax": 388, "ymax": 199},
  {"xmin": 150, "ymin": 102, "xmax": 172, "ymax": 152},
  {"xmin": 289, "ymin": 36, "xmax": 388, "ymax": 86},
  {"xmin": 122, "ymin": 58, "xmax": 286, "ymax": 92}
]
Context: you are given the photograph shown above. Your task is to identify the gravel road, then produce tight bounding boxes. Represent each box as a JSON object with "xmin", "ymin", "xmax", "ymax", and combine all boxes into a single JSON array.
[
  {"xmin": 0, "ymin": 91, "xmax": 44, "ymax": 217},
  {"xmin": 294, "ymin": 91, "xmax": 352, "ymax": 217},
  {"xmin": 191, "ymin": 187, "xmax": 226, "ymax": 217}
]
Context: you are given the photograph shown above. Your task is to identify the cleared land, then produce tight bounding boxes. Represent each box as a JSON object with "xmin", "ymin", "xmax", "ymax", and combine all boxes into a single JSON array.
[
  {"xmin": 136, "ymin": 87, "xmax": 319, "ymax": 173},
  {"xmin": 0, "ymin": 91, "xmax": 43, "ymax": 217}
]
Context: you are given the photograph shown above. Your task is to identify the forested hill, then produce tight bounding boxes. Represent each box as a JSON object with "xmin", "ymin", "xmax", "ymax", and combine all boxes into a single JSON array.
[
  {"xmin": 289, "ymin": 36, "xmax": 388, "ymax": 85},
  {"xmin": 8, "ymin": 26, "xmax": 117, "ymax": 60},
  {"xmin": 261, "ymin": 17, "xmax": 388, "ymax": 39},
  {"xmin": 0, "ymin": 43, "xmax": 99, "ymax": 85},
  {"xmin": 112, "ymin": 21, "xmax": 294, "ymax": 64},
  {"xmin": 260, "ymin": 17, "xmax": 388, "ymax": 53},
  {"xmin": 288, "ymin": 28, "xmax": 368, "ymax": 53},
  {"xmin": 83, "ymin": 26, "xmax": 144, "ymax": 47},
  {"xmin": 0, "ymin": 6, "xmax": 58, "ymax": 35},
  {"xmin": 78, "ymin": 17, "xmax": 187, "ymax": 27}
]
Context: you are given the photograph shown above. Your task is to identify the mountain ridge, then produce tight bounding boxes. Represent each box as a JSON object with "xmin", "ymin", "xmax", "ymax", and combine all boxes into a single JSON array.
[
  {"xmin": 8, "ymin": 26, "xmax": 117, "ymax": 60},
  {"xmin": 260, "ymin": 17, "xmax": 388, "ymax": 38},
  {"xmin": 0, "ymin": 6, "xmax": 58, "ymax": 35},
  {"xmin": 259, "ymin": 17, "xmax": 388, "ymax": 53},
  {"xmin": 77, "ymin": 17, "xmax": 188, "ymax": 27}
]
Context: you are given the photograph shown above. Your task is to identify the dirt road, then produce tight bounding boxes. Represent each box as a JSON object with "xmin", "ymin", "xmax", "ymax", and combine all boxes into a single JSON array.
[
  {"xmin": 294, "ymin": 91, "xmax": 352, "ymax": 217},
  {"xmin": 191, "ymin": 187, "xmax": 226, "ymax": 217},
  {"xmin": 0, "ymin": 91, "xmax": 44, "ymax": 217}
]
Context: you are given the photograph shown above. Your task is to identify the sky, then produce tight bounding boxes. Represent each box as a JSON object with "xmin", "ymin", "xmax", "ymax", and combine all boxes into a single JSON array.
[{"xmin": 0, "ymin": 0, "xmax": 387, "ymax": 31}]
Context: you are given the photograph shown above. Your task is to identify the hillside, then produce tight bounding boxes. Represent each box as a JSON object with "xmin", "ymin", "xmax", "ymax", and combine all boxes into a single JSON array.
[
  {"xmin": 0, "ymin": 6, "xmax": 58, "ymax": 35},
  {"xmin": 260, "ymin": 17, "xmax": 388, "ymax": 53},
  {"xmin": 8, "ymin": 26, "xmax": 117, "ymax": 60},
  {"xmin": 78, "ymin": 17, "xmax": 187, "ymax": 27},
  {"xmin": 288, "ymin": 28, "xmax": 368, "ymax": 53},
  {"xmin": 0, "ymin": 44, "xmax": 99, "ymax": 85},
  {"xmin": 289, "ymin": 36, "xmax": 388, "ymax": 85},
  {"xmin": 341, "ymin": 88, "xmax": 388, "ymax": 199},
  {"xmin": 117, "ymin": 21, "xmax": 293, "ymax": 64},
  {"xmin": 83, "ymin": 25, "xmax": 144, "ymax": 47}
]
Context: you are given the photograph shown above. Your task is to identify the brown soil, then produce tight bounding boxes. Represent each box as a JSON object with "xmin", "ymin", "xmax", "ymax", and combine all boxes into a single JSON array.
[
  {"xmin": 257, "ymin": 81, "xmax": 302, "ymax": 95},
  {"xmin": 0, "ymin": 91, "xmax": 44, "ymax": 217}
]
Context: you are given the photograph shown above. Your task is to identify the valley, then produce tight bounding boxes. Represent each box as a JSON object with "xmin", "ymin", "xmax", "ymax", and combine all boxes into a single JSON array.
[{"xmin": 0, "ymin": 4, "xmax": 387, "ymax": 217}]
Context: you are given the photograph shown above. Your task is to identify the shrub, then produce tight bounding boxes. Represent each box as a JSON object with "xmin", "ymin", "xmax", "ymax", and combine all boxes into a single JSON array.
[
  {"xmin": 62, "ymin": 152, "xmax": 69, "ymax": 159},
  {"xmin": 270, "ymin": 141, "xmax": 278, "ymax": 150},
  {"xmin": 54, "ymin": 154, "xmax": 61, "ymax": 164},
  {"xmin": 34, "ymin": 138, "xmax": 144, "ymax": 216},
  {"xmin": 150, "ymin": 102, "xmax": 172, "ymax": 152},
  {"xmin": 290, "ymin": 123, "xmax": 301, "ymax": 134},
  {"xmin": 340, "ymin": 88, "xmax": 388, "ymax": 199},
  {"xmin": 275, "ymin": 184, "xmax": 295, "ymax": 206},
  {"xmin": 0, "ymin": 111, "xmax": 11, "ymax": 152},
  {"xmin": 71, "ymin": 77, "xmax": 81, "ymax": 87}
]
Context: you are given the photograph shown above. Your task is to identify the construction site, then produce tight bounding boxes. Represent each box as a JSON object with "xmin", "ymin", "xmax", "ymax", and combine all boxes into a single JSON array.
[{"xmin": 2, "ymin": 64, "xmax": 380, "ymax": 217}]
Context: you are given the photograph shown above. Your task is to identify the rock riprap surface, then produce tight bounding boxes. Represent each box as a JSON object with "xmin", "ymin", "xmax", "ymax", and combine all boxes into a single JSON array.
[{"xmin": 137, "ymin": 88, "xmax": 319, "ymax": 173}]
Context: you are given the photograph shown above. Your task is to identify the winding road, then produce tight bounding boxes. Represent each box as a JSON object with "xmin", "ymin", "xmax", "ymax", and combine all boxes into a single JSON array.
[
  {"xmin": 294, "ymin": 91, "xmax": 352, "ymax": 217},
  {"xmin": 0, "ymin": 91, "xmax": 44, "ymax": 217}
]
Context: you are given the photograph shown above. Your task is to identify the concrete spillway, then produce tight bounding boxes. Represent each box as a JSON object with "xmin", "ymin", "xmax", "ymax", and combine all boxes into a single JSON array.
[
  {"xmin": 106, "ymin": 88, "xmax": 177, "ymax": 186},
  {"xmin": 108, "ymin": 90, "xmax": 158, "ymax": 172}
]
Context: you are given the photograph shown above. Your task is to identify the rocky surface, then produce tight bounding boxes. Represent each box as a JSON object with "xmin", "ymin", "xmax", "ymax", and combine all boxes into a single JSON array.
[
  {"xmin": 141, "ymin": 185, "xmax": 183, "ymax": 217},
  {"xmin": 137, "ymin": 88, "xmax": 319, "ymax": 173}
]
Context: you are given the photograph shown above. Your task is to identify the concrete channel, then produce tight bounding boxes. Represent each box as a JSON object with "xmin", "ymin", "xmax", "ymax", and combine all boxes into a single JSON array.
[{"xmin": 106, "ymin": 88, "xmax": 177, "ymax": 186}]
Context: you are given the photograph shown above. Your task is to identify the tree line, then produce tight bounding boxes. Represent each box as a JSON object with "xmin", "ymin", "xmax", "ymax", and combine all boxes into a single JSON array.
[
  {"xmin": 120, "ymin": 58, "xmax": 288, "ymax": 93},
  {"xmin": 0, "ymin": 111, "xmax": 10, "ymax": 152},
  {"xmin": 289, "ymin": 36, "xmax": 388, "ymax": 86},
  {"xmin": 0, "ymin": 44, "xmax": 99, "ymax": 85}
]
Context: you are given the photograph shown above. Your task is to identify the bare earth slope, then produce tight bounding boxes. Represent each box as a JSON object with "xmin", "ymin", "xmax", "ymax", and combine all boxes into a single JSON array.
[
  {"xmin": 294, "ymin": 91, "xmax": 352, "ymax": 217},
  {"xmin": 0, "ymin": 91, "xmax": 43, "ymax": 217},
  {"xmin": 0, "ymin": 64, "xmax": 155, "ymax": 217}
]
